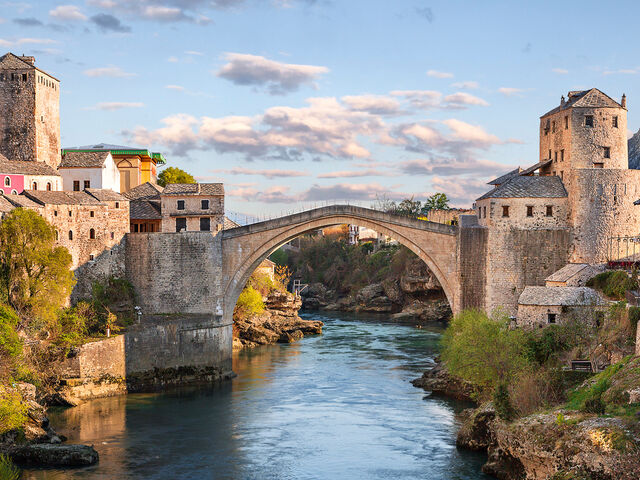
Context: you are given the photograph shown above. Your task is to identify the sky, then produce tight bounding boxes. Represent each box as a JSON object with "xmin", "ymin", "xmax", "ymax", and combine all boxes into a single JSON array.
[{"xmin": 1, "ymin": 0, "xmax": 639, "ymax": 214}]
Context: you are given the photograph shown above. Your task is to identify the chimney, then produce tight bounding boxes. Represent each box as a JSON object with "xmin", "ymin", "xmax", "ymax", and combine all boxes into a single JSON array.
[
  {"xmin": 560, "ymin": 95, "xmax": 565, "ymax": 105},
  {"xmin": 622, "ymin": 93, "xmax": 627, "ymax": 108},
  {"xmin": 20, "ymin": 55, "xmax": 35, "ymax": 66}
]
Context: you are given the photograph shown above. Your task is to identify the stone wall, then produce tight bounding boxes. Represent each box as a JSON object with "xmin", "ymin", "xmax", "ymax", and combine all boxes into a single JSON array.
[
  {"xmin": 476, "ymin": 197, "xmax": 569, "ymax": 230},
  {"xmin": 160, "ymin": 194, "xmax": 224, "ymax": 232},
  {"xmin": 0, "ymin": 65, "xmax": 37, "ymax": 163},
  {"xmin": 34, "ymin": 70, "xmax": 60, "ymax": 168},
  {"xmin": 457, "ymin": 216, "xmax": 487, "ymax": 311},
  {"xmin": 57, "ymin": 335, "xmax": 125, "ymax": 379}
]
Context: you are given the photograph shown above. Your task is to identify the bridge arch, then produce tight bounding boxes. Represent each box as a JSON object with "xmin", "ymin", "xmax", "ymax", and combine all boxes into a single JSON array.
[{"xmin": 221, "ymin": 205, "xmax": 459, "ymax": 323}]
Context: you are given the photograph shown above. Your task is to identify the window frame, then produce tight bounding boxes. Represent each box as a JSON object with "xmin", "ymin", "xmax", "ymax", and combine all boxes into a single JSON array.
[
  {"xmin": 177, "ymin": 200, "xmax": 185, "ymax": 210},
  {"xmin": 502, "ymin": 205, "xmax": 509, "ymax": 218}
]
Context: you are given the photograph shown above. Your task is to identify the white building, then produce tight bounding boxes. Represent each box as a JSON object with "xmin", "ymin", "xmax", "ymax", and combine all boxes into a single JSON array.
[{"xmin": 58, "ymin": 151, "xmax": 121, "ymax": 193}]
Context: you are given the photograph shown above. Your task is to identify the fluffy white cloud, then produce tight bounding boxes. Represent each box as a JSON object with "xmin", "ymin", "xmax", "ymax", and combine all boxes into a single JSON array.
[
  {"xmin": 427, "ymin": 69, "xmax": 453, "ymax": 79},
  {"xmin": 498, "ymin": 87, "xmax": 524, "ymax": 96},
  {"xmin": 443, "ymin": 92, "xmax": 489, "ymax": 108},
  {"xmin": 391, "ymin": 90, "xmax": 442, "ymax": 110},
  {"xmin": 400, "ymin": 158, "xmax": 510, "ymax": 176},
  {"xmin": 91, "ymin": 101, "xmax": 144, "ymax": 110},
  {"xmin": 317, "ymin": 169, "xmax": 390, "ymax": 178},
  {"xmin": 83, "ymin": 66, "xmax": 137, "ymax": 77},
  {"xmin": 0, "ymin": 37, "xmax": 58, "ymax": 47},
  {"xmin": 430, "ymin": 176, "xmax": 489, "ymax": 205},
  {"xmin": 49, "ymin": 5, "xmax": 87, "ymax": 21},
  {"xmin": 442, "ymin": 119, "xmax": 501, "ymax": 146},
  {"xmin": 341, "ymin": 95, "xmax": 402, "ymax": 115},
  {"xmin": 213, "ymin": 167, "xmax": 310, "ymax": 178},
  {"xmin": 165, "ymin": 84, "xmax": 185, "ymax": 91},
  {"xmin": 216, "ymin": 53, "xmax": 329, "ymax": 95}
]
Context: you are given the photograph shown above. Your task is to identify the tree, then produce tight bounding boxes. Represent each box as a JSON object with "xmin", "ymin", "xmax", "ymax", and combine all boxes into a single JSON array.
[
  {"xmin": 0, "ymin": 209, "xmax": 75, "ymax": 324},
  {"xmin": 422, "ymin": 193, "xmax": 450, "ymax": 213},
  {"xmin": 395, "ymin": 197, "xmax": 423, "ymax": 217},
  {"xmin": 157, "ymin": 167, "xmax": 196, "ymax": 187}
]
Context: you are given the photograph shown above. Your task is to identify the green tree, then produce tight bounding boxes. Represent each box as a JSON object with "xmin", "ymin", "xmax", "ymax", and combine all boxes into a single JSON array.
[
  {"xmin": 157, "ymin": 167, "xmax": 196, "ymax": 187},
  {"xmin": 0, "ymin": 209, "xmax": 75, "ymax": 324},
  {"xmin": 395, "ymin": 197, "xmax": 423, "ymax": 217},
  {"xmin": 422, "ymin": 193, "xmax": 450, "ymax": 213},
  {"xmin": 441, "ymin": 309, "xmax": 531, "ymax": 391}
]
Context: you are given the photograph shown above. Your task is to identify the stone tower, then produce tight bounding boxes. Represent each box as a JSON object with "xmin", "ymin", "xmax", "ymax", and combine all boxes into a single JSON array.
[
  {"xmin": 539, "ymin": 89, "xmax": 640, "ymax": 263},
  {"xmin": 0, "ymin": 53, "xmax": 61, "ymax": 168}
]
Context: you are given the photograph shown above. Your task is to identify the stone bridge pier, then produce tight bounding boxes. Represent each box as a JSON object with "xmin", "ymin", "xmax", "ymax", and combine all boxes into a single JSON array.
[{"xmin": 123, "ymin": 206, "xmax": 487, "ymax": 388}]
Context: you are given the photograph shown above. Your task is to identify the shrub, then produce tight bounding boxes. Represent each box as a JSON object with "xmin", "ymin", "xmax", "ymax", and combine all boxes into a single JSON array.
[
  {"xmin": 628, "ymin": 306, "xmax": 640, "ymax": 339},
  {"xmin": 0, "ymin": 385, "xmax": 28, "ymax": 435},
  {"xmin": 524, "ymin": 325, "xmax": 569, "ymax": 365},
  {"xmin": 235, "ymin": 286, "xmax": 264, "ymax": 317},
  {"xmin": 511, "ymin": 368, "xmax": 566, "ymax": 416},
  {"xmin": 0, "ymin": 455, "xmax": 20, "ymax": 480},
  {"xmin": 494, "ymin": 382, "xmax": 516, "ymax": 421},
  {"xmin": 0, "ymin": 304, "xmax": 22, "ymax": 359},
  {"xmin": 587, "ymin": 271, "xmax": 636, "ymax": 299}
]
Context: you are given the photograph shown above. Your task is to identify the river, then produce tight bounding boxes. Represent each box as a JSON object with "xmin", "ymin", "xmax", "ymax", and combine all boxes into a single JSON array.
[{"xmin": 24, "ymin": 312, "xmax": 489, "ymax": 480}]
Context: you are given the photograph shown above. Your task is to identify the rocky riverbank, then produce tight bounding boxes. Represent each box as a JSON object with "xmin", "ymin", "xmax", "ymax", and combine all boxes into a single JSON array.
[
  {"xmin": 233, "ymin": 290, "xmax": 323, "ymax": 349},
  {"xmin": 301, "ymin": 257, "xmax": 451, "ymax": 322}
]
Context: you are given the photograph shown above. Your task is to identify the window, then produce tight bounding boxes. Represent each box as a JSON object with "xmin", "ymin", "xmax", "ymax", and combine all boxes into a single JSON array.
[
  {"xmin": 22, "ymin": 73, "xmax": 27, "ymax": 82},
  {"xmin": 200, "ymin": 217, "xmax": 211, "ymax": 231},
  {"xmin": 115, "ymin": 202, "xmax": 120, "ymax": 209},
  {"xmin": 55, "ymin": 230, "xmax": 58, "ymax": 241},
  {"xmin": 10, "ymin": 190, "xmax": 17, "ymax": 195},
  {"xmin": 613, "ymin": 116, "xmax": 618, "ymax": 128},
  {"xmin": 89, "ymin": 254, "xmax": 95, "ymax": 261},
  {"xmin": 84, "ymin": 180, "xmax": 90, "ymax": 189},
  {"xmin": 560, "ymin": 171, "xmax": 564, "ymax": 180},
  {"xmin": 547, "ymin": 313, "xmax": 557, "ymax": 324},
  {"xmin": 554, "ymin": 151, "xmax": 558, "ymax": 163},
  {"xmin": 46, "ymin": 182, "xmax": 51, "ymax": 191},
  {"xmin": 546, "ymin": 205, "xmax": 553, "ymax": 217},
  {"xmin": 4, "ymin": 177, "xmax": 9, "ymax": 187},
  {"xmin": 526, "ymin": 206, "xmax": 533, "ymax": 217},
  {"xmin": 502, "ymin": 205, "xmax": 509, "ymax": 218},
  {"xmin": 73, "ymin": 180, "xmax": 80, "ymax": 191},
  {"xmin": 69, "ymin": 210, "xmax": 72, "ymax": 217},
  {"xmin": 548, "ymin": 149, "xmax": 551, "ymax": 160},
  {"xmin": 32, "ymin": 182, "xmax": 37, "ymax": 190},
  {"xmin": 560, "ymin": 149, "xmax": 564, "ymax": 162},
  {"xmin": 90, "ymin": 211, "xmax": 94, "ymax": 218},
  {"xmin": 201, "ymin": 199, "xmax": 209, "ymax": 210},
  {"xmin": 604, "ymin": 147, "xmax": 611, "ymax": 159},
  {"xmin": 594, "ymin": 163, "xmax": 604, "ymax": 169},
  {"xmin": 89, "ymin": 229, "xmax": 95, "ymax": 239},
  {"xmin": 552, "ymin": 121, "xmax": 556, "ymax": 133},
  {"xmin": 133, "ymin": 224, "xmax": 139, "ymax": 233},
  {"xmin": 483, "ymin": 206, "xmax": 486, "ymax": 218},
  {"xmin": 177, "ymin": 200, "xmax": 185, "ymax": 210},
  {"xmin": 585, "ymin": 115, "xmax": 594, "ymax": 127},
  {"xmin": 110, "ymin": 232, "xmax": 115, "ymax": 240},
  {"xmin": 68, "ymin": 230, "xmax": 73, "ymax": 240},
  {"xmin": 564, "ymin": 116, "xmax": 568, "ymax": 129},
  {"xmin": 54, "ymin": 210, "xmax": 57, "ymax": 217},
  {"xmin": 176, "ymin": 218, "xmax": 187, "ymax": 232}
]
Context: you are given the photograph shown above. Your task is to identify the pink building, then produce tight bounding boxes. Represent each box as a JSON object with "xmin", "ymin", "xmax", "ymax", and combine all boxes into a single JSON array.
[
  {"xmin": 0, "ymin": 152, "xmax": 61, "ymax": 194},
  {"xmin": 1, "ymin": 172, "xmax": 23, "ymax": 195}
]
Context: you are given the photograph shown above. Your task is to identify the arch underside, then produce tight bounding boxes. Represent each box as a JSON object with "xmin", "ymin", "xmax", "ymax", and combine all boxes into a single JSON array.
[{"xmin": 223, "ymin": 214, "xmax": 458, "ymax": 320}]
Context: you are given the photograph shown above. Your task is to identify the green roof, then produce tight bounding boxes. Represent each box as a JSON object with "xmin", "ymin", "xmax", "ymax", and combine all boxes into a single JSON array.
[{"xmin": 61, "ymin": 147, "xmax": 166, "ymax": 165}]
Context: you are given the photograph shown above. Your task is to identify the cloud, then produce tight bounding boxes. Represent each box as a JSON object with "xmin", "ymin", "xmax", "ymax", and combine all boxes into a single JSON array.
[
  {"xmin": 90, "ymin": 101, "xmax": 144, "ymax": 110},
  {"xmin": 49, "ymin": 5, "xmax": 87, "ymax": 21},
  {"xmin": 427, "ymin": 69, "xmax": 453, "ymax": 79},
  {"xmin": 165, "ymin": 84, "xmax": 185, "ymax": 91},
  {"xmin": 213, "ymin": 167, "xmax": 310, "ymax": 178},
  {"xmin": 451, "ymin": 81, "xmax": 478, "ymax": 89},
  {"xmin": 317, "ymin": 169, "xmax": 389, "ymax": 178},
  {"xmin": 498, "ymin": 87, "xmax": 524, "ymax": 96},
  {"xmin": 227, "ymin": 185, "xmax": 297, "ymax": 203},
  {"xmin": 399, "ymin": 158, "xmax": 510, "ymax": 176},
  {"xmin": 430, "ymin": 176, "xmax": 488, "ymax": 205},
  {"xmin": 0, "ymin": 37, "xmax": 57, "ymax": 47},
  {"xmin": 185, "ymin": 50, "xmax": 204, "ymax": 56},
  {"xmin": 552, "ymin": 68, "xmax": 568, "ymax": 75},
  {"xmin": 87, "ymin": 0, "xmax": 212, "ymax": 24},
  {"xmin": 443, "ymin": 92, "xmax": 489, "ymax": 108},
  {"xmin": 603, "ymin": 68, "xmax": 639, "ymax": 75},
  {"xmin": 341, "ymin": 94, "xmax": 402, "ymax": 115},
  {"xmin": 301, "ymin": 183, "xmax": 398, "ymax": 202},
  {"xmin": 13, "ymin": 17, "xmax": 42, "ymax": 26},
  {"xmin": 167, "ymin": 56, "xmax": 179, "ymax": 63},
  {"xmin": 83, "ymin": 65, "xmax": 136, "ymax": 77},
  {"xmin": 216, "ymin": 53, "xmax": 329, "ymax": 95},
  {"xmin": 442, "ymin": 119, "xmax": 501, "ymax": 146},
  {"xmin": 415, "ymin": 6, "xmax": 433, "ymax": 22},
  {"xmin": 90, "ymin": 13, "xmax": 131, "ymax": 32},
  {"xmin": 391, "ymin": 90, "xmax": 442, "ymax": 110}
]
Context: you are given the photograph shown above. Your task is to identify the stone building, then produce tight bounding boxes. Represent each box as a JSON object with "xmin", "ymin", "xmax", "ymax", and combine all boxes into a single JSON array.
[
  {"xmin": 123, "ymin": 181, "xmax": 164, "ymax": 233},
  {"xmin": 544, "ymin": 263, "xmax": 602, "ymax": 287},
  {"xmin": 62, "ymin": 144, "xmax": 166, "ymax": 193},
  {"xmin": 58, "ymin": 151, "xmax": 121, "ymax": 192},
  {"xmin": 0, "ymin": 53, "xmax": 60, "ymax": 168},
  {"xmin": 517, "ymin": 286, "xmax": 604, "ymax": 329},
  {"xmin": 160, "ymin": 183, "xmax": 224, "ymax": 233},
  {"xmin": 0, "ymin": 152, "xmax": 62, "ymax": 194}
]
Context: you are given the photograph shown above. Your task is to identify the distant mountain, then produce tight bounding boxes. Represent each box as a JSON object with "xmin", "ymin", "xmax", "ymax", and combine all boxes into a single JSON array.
[{"xmin": 629, "ymin": 129, "xmax": 640, "ymax": 169}]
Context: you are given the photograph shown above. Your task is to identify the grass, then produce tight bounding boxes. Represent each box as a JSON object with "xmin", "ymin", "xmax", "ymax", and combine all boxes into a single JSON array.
[{"xmin": 0, "ymin": 455, "xmax": 20, "ymax": 480}]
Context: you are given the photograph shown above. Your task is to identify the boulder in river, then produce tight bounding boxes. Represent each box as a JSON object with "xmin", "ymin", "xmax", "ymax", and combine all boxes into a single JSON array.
[{"xmin": 10, "ymin": 444, "xmax": 99, "ymax": 467}]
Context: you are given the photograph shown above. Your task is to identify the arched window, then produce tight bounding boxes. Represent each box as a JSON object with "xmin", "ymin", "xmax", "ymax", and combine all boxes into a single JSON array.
[
  {"xmin": 68, "ymin": 230, "xmax": 73, "ymax": 240},
  {"xmin": 89, "ymin": 228, "xmax": 95, "ymax": 239},
  {"xmin": 32, "ymin": 182, "xmax": 38, "ymax": 191},
  {"xmin": 46, "ymin": 182, "xmax": 51, "ymax": 191},
  {"xmin": 4, "ymin": 176, "xmax": 10, "ymax": 187},
  {"xmin": 55, "ymin": 230, "xmax": 59, "ymax": 241},
  {"xmin": 10, "ymin": 190, "xmax": 17, "ymax": 195}
]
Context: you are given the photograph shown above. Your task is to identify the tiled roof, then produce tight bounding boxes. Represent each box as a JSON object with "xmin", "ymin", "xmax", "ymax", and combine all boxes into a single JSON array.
[
  {"xmin": 223, "ymin": 216, "xmax": 240, "ymax": 229},
  {"xmin": 4, "ymin": 194, "xmax": 43, "ymax": 209},
  {"xmin": 130, "ymin": 200, "xmax": 161, "ymax": 220},
  {"xmin": 488, "ymin": 167, "xmax": 522, "ymax": 186},
  {"xmin": 0, "ymin": 157, "xmax": 60, "ymax": 176},
  {"xmin": 25, "ymin": 191, "xmax": 104, "ymax": 206},
  {"xmin": 0, "ymin": 53, "xmax": 59, "ymax": 81},
  {"xmin": 85, "ymin": 188, "xmax": 127, "ymax": 202},
  {"xmin": 476, "ymin": 175, "xmax": 567, "ymax": 201},
  {"xmin": 0, "ymin": 196, "xmax": 16, "ymax": 213},
  {"xmin": 59, "ymin": 151, "xmax": 110, "ymax": 168},
  {"xmin": 519, "ymin": 159, "xmax": 552, "ymax": 176},
  {"xmin": 162, "ymin": 183, "xmax": 224, "ymax": 196},
  {"xmin": 545, "ymin": 264, "xmax": 591, "ymax": 283},
  {"xmin": 541, "ymin": 88, "xmax": 623, "ymax": 117},
  {"xmin": 519, "ymin": 286, "xmax": 604, "ymax": 306},
  {"xmin": 123, "ymin": 182, "xmax": 164, "ymax": 200}
]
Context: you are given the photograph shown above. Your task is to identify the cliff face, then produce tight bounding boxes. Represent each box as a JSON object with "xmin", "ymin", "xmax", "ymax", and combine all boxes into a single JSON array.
[
  {"xmin": 628, "ymin": 129, "xmax": 640, "ymax": 169},
  {"xmin": 233, "ymin": 290, "xmax": 323, "ymax": 349}
]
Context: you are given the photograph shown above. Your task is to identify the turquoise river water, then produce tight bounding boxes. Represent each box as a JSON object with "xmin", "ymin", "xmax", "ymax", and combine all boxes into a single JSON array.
[{"xmin": 24, "ymin": 312, "xmax": 490, "ymax": 480}]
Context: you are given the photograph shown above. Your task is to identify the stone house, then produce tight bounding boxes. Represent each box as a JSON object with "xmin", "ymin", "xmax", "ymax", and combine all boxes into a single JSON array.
[
  {"xmin": 160, "ymin": 183, "xmax": 224, "ymax": 233},
  {"xmin": 21, "ymin": 189, "xmax": 129, "ymax": 269},
  {"xmin": 123, "ymin": 182, "xmax": 164, "ymax": 233},
  {"xmin": 62, "ymin": 143, "xmax": 165, "ymax": 193},
  {"xmin": 0, "ymin": 152, "xmax": 62, "ymax": 194},
  {"xmin": 517, "ymin": 286, "xmax": 605, "ymax": 328},
  {"xmin": 0, "ymin": 53, "xmax": 60, "ymax": 168},
  {"xmin": 545, "ymin": 263, "xmax": 602, "ymax": 287},
  {"xmin": 58, "ymin": 151, "xmax": 121, "ymax": 192}
]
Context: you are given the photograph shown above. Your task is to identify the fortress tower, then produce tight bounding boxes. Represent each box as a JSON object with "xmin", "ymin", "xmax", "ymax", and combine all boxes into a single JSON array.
[
  {"xmin": 0, "ymin": 53, "xmax": 61, "ymax": 168},
  {"xmin": 539, "ymin": 89, "xmax": 640, "ymax": 263}
]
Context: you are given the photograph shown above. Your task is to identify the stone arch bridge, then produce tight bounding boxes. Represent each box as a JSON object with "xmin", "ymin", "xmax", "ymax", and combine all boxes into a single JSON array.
[{"xmin": 122, "ymin": 205, "xmax": 487, "ymax": 385}]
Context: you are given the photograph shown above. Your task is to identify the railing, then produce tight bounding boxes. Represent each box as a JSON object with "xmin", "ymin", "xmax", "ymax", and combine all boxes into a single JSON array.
[
  {"xmin": 606, "ymin": 235, "xmax": 640, "ymax": 267},
  {"xmin": 223, "ymin": 200, "xmax": 463, "ymax": 229}
]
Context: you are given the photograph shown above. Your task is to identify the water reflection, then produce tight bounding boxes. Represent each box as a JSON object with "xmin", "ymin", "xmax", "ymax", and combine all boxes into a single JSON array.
[{"xmin": 24, "ymin": 312, "xmax": 489, "ymax": 480}]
